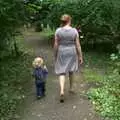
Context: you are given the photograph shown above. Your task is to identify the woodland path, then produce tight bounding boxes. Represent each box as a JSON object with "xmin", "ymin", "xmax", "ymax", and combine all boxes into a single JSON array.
[{"xmin": 20, "ymin": 32, "xmax": 103, "ymax": 120}]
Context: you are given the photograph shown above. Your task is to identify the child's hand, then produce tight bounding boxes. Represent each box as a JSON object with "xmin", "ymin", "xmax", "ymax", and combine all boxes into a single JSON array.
[
  {"xmin": 43, "ymin": 65, "xmax": 48, "ymax": 75},
  {"xmin": 43, "ymin": 65, "xmax": 47, "ymax": 70}
]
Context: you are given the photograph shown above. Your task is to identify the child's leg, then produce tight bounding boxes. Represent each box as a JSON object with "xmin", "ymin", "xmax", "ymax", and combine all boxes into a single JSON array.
[
  {"xmin": 38, "ymin": 83, "xmax": 43, "ymax": 97},
  {"xmin": 35, "ymin": 80, "xmax": 42, "ymax": 97},
  {"xmin": 36, "ymin": 84, "xmax": 40, "ymax": 97},
  {"xmin": 42, "ymin": 82, "xmax": 46, "ymax": 96}
]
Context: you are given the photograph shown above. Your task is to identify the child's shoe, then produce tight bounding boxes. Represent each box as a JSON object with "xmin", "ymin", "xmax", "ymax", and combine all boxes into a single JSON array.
[{"xmin": 37, "ymin": 96, "xmax": 42, "ymax": 99}]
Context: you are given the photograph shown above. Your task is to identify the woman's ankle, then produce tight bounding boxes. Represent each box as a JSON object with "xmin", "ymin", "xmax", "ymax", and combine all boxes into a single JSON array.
[{"xmin": 60, "ymin": 92, "xmax": 64, "ymax": 95}]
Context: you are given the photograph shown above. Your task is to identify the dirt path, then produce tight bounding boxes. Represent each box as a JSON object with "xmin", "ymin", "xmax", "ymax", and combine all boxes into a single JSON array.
[{"xmin": 20, "ymin": 33, "xmax": 103, "ymax": 120}]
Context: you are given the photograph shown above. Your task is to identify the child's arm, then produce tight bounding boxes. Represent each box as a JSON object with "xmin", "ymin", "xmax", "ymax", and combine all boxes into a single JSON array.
[
  {"xmin": 43, "ymin": 65, "xmax": 48, "ymax": 77},
  {"xmin": 43, "ymin": 65, "xmax": 48, "ymax": 71}
]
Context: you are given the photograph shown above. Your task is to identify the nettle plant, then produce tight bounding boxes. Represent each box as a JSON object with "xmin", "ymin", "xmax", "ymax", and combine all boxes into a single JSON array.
[
  {"xmin": 108, "ymin": 44, "xmax": 120, "ymax": 98},
  {"xmin": 110, "ymin": 44, "xmax": 120, "ymax": 74},
  {"xmin": 88, "ymin": 45, "xmax": 120, "ymax": 119}
]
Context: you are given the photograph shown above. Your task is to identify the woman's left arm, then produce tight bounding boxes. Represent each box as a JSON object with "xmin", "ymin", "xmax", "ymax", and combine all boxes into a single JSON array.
[{"xmin": 54, "ymin": 33, "xmax": 59, "ymax": 60}]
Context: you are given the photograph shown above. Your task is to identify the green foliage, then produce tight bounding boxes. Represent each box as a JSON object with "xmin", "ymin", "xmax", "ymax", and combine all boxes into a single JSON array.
[
  {"xmin": 0, "ymin": 0, "xmax": 34, "ymax": 58},
  {"xmin": 88, "ymin": 87, "xmax": 120, "ymax": 120},
  {"xmin": 0, "ymin": 36, "xmax": 33, "ymax": 119},
  {"xmin": 110, "ymin": 53, "xmax": 120, "ymax": 74},
  {"xmin": 88, "ymin": 50, "xmax": 120, "ymax": 120},
  {"xmin": 0, "ymin": 0, "xmax": 25, "ymax": 57},
  {"xmin": 0, "ymin": 55, "xmax": 32, "ymax": 119},
  {"xmin": 83, "ymin": 68, "xmax": 103, "ymax": 82},
  {"xmin": 35, "ymin": 27, "xmax": 55, "ymax": 46},
  {"xmin": 34, "ymin": 0, "xmax": 120, "ymax": 50}
]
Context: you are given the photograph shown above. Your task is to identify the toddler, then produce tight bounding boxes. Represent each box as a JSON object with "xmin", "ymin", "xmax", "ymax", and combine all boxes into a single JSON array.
[{"xmin": 32, "ymin": 57, "xmax": 48, "ymax": 99}]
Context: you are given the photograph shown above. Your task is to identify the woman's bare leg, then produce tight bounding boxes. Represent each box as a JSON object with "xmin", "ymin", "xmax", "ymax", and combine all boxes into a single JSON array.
[
  {"xmin": 69, "ymin": 72, "xmax": 74, "ymax": 92},
  {"xmin": 59, "ymin": 75, "xmax": 65, "ymax": 95}
]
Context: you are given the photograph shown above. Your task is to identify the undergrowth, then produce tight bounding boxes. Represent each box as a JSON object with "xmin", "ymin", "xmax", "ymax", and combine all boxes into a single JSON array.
[
  {"xmin": 0, "ymin": 35, "xmax": 33, "ymax": 120},
  {"xmin": 87, "ymin": 52, "xmax": 120, "ymax": 120}
]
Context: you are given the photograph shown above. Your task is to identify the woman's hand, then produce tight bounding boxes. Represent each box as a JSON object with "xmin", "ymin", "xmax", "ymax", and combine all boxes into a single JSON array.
[{"xmin": 79, "ymin": 57, "xmax": 83, "ymax": 64}]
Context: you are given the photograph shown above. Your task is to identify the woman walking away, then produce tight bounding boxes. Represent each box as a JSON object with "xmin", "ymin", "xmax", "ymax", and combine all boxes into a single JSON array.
[{"xmin": 54, "ymin": 14, "xmax": 83, "ymax": 103}]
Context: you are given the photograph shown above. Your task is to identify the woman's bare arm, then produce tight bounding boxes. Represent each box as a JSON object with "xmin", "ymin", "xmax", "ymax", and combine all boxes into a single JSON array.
[
  {"xmin": 54, "ymin": 34, "xmax": 58, "ymax": 60},
  {"xmin": 75, "ymin": 35, "xmax": 83, "ymax": 64}
]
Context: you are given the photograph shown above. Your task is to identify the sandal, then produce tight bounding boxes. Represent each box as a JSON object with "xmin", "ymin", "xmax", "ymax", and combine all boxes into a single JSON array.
[{"xmin": 60, "ymin": 94, "xmax": 64, "ymax": 103}]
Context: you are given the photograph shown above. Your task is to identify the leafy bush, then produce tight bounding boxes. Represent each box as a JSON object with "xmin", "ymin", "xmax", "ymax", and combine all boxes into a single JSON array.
[
  {"xmin": 0, "ymin": 54, "xmax": 32, "ymax": 119},
  {"xmin": 0, "ymin": 35, "xmax": 33, "ymax": 119},
  {"xmin": 34, "ymin": 0, "xmax": 120, "ymax": 51},
  {"xmin": 0, "ymin": 0, "xmax": 31, "ymax": 58},
  {"xmin": 88, "ymin": 49, "xmax": 120, "ymax": 120},
  {"xmin": 88, "ymin": 74, "xmax": 120, "ymax": 120}
]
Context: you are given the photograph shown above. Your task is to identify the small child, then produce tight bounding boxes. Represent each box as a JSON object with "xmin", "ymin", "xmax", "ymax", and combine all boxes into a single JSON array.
[{"xmin": 32, "ymin": 57, "xmax": 48, "ymax": 99}]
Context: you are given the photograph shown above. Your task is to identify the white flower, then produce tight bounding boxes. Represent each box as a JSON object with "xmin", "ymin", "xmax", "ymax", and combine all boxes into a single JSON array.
[{"xmin": 80, "ymin": 36, "xmax": 84, "ymax": 38}]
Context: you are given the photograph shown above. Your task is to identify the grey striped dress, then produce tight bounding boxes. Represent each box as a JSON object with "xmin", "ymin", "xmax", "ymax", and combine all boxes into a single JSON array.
[{"xmin": 55, "ymin": 26, "xmax": 79, "ymax": 75}]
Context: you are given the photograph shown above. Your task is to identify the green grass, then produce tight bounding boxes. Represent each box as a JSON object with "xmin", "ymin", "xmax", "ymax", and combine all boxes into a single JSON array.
[
  {"xmin": 0, "ymin": 55, "xmax": 33, "ymax": 119},
  {"xmin": 83, "ymin": 68, "xmax": 104, "ymax": 82},
  {"xmin": 84, "ymin": 52, "xmax": 110, "ymax": 68},
  {"xmin": 85, "ymin": 53, "xmax": 120, "ymax": 120},
  {"xmin": 83, "ymin": 52, "xmax": 110, "ymax": 82}
]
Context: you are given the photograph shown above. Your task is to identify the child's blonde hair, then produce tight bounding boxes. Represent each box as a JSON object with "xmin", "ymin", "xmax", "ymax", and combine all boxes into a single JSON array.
[{"xmin": 32, "ymin": 57, "xmax": 44, "ymax": 68}]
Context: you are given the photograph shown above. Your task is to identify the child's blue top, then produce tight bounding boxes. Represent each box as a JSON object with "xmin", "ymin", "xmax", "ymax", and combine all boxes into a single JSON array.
[{"xmin": 33, "ymin": 67, "xmax": 48, "ymax": 81}]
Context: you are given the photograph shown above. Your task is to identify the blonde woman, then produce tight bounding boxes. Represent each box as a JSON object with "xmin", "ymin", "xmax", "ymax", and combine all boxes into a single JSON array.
[{"xmin": 54, "ymin": 14, "xmax": 83, "ymax": 102}]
